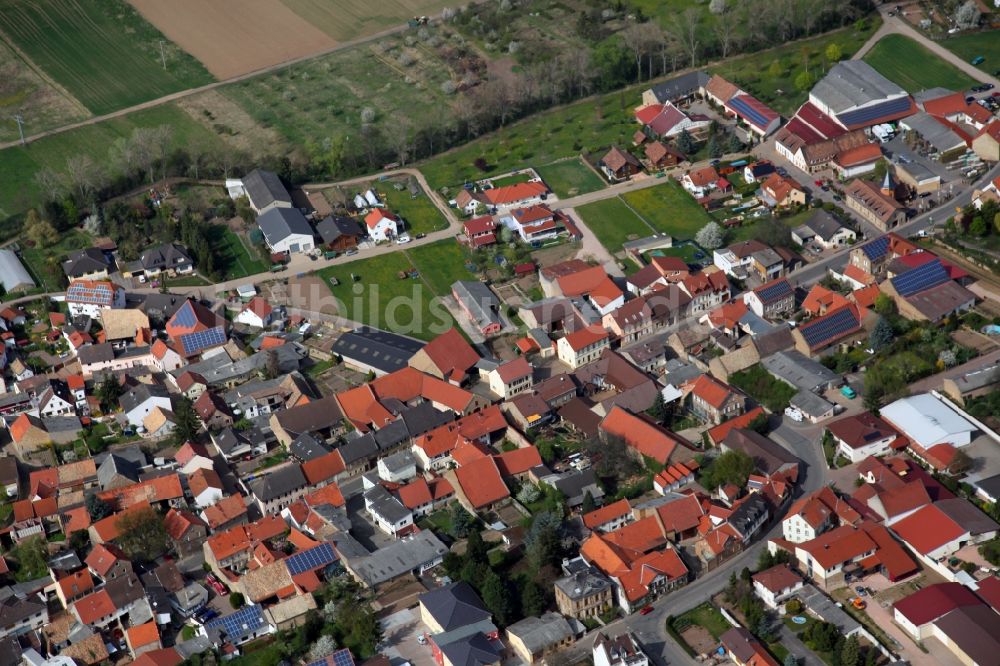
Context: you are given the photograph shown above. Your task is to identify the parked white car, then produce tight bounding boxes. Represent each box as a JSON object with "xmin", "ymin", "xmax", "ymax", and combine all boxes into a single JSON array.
[{"xmin": 395, "ymin": 234, "xmax": 412, "ymax": 245}]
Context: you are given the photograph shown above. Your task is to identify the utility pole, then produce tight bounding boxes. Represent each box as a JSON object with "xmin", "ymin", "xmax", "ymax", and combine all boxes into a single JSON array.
[
  {"xmin": 159, "ymin": 40, "xmax": 166, "ymax": 70},
  {"xmin": 12, "ymin": 114, "xmax": 25, "ymax": 146}
]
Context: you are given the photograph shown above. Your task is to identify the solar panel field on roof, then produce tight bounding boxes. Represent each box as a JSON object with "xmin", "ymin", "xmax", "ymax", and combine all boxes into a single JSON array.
[
  {"xmin": 890, "ymin": 259, "xmax": 949, "ymax": 297},
  {"xmin": 837, "ymin": 96, "xmax": 913, "ymax": 128},
  {"xmin": 171, "ymin": 301, "xmax": 196, "ymax": 329},
  {"xmin": 68, "ymin": 282, "xmax": 113, "ymax": 304},
  {"xmin": 205, "ymin": 603, "xmax": 265, "ymax": 636},
  {"xmin": 728, "ymin": 96, "xmax": 775, "ymax": 129},
  {"xmin": 756, "ymin": 279, "xmax": 793, "ymax": 304},
  {"xmin": 800, "ymin": 307, "xmax": 860, "ymax": 348},
  {"xmin": 286, "ymin": 543, "xmax": 337, "ymax": 576},
  {"xmin": 860, "ymin": 236, "xmax": 890, "ymax": 261},
  {"xmin": 180, "ymin": 326, "xmax": 226, "ymax": 354}
]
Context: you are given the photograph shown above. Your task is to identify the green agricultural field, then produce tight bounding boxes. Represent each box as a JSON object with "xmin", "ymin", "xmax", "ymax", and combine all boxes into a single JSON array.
[
  {"xmin": 621, "ymin": 181, "xmax": 712, "ymax": 240},
  {"xmin": 379, "ymin": 188, "xmax": 449, "ymax": 236},
  {"xmin": 420, "ymin": 88, "xmax": 645, "ymax": 192},
  {"xmin": 575, "ymin": 197, "xmax": 653, "ymax": 252},
  {"xmin": 316, "ymin": 252, "xmax": 454, "ymax": 340},
  {"xmin": 404, "ymin": 240, "xmax": 475, "ymax": 297},
  {"xmin": 0, "ymin": 0, "xmax": 213, "ymax": 115},
  {"xmin": 280, "ymin": 0, "xmax": 455, "ymax": 42},
  {"xmin": 941, "ymin": 30, "xmax": 1000, "ymax": 80},
  {"xmin": 0, "ymin": 104, "xmax": 227, "ymax": 227},
  {"xmin": 863, "ymin": 34, "xmax": 978, "ymax": 94},
  {"xmin": 713, "ymin": 21, "xmax": 880, "ymax": 116},
  {"xmin": 536, "ymin": 158, "xmax": 606, "ymax": 198},
  {"xmin": 211, "ymin": 227, "xmax": 268, "ymax": 280}
]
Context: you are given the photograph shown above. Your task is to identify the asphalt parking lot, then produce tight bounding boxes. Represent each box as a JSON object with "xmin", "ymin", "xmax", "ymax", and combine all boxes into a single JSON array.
[{"xmin": 379, "ymin": 608, "xmax": 436, "ymax": 666}]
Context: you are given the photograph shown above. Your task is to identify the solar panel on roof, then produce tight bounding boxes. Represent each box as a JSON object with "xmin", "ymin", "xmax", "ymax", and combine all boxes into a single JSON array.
[
  {"xmin": 286, "ymin": 543, "xmax": 337, "ymax": 575},
  {"xmin": 756, "ymin": 280, "xmax": 792, "ymax": 304},
  {"xmin": 729, "ymin": 96, "xmax": 775, "ymax": 130},
  {"xmin": 860, "ymin": 236, "xmax": 890, "ymax": 261},
  {"xmin": 800, "ymin": 307, "xmax": 860, "ymax": 348},
  {"xmin": 330, "ymin": 648, "xmax": 354, "ymax": 666},
  {"xmin": 206, "ymin": 604, "xmax": 264, "ymax": 637},
  {"xmin": 180, "ymin": 326, "xmax": 226, "ymax": 354},
  {"xmin": 172, "ymin": 301, "xmax": 196, "ymax": 329},
  {"xmin": 836, "ymin": 96, "xmax": 913, "ymax": 128},
  {"xmin": 890, "ymin": 259, "xmax": 949, "ymax": 297}
]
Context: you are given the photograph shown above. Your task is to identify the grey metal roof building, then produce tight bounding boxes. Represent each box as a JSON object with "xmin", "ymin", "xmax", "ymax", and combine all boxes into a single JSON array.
[
  {"xmin": 257, "ymin": 207, "xmax": 314, "ymax": 248},
  {"xmin": 900, "ymin": 112, "xmax": 966, "ymax": 153},
  {"xmin": 62, "ymin": 247, "xmax": 110, "ymax": 279},
  {"xmin": 811, "ymin": 61, "xmax": 906, "ymax": 114},
  {"xmin": 346, "ymin": 531, "xmax": 449, "ymax": 587},
  {"xmin": 331, "ymin": 326, "xmax": 424, "ymax": 376},
  {"xmin": 140, "ymin": 242, "xmax": 193, "ymax": 273},
  {"xmin": 316, "ymin": 215, "xmax": 364, "ymax": 245},
  {"xmin": 505, "ymin": 612, "xmax": 573, "ymax": 657},
  {"xmin": 452, "ymin": 280, "xmax": 502, "ymax": 332},
  {"xmin": 646, "ymin": 71, "xmax": 710, "ymax": 104},
  {"xmin": 0, "ymin": 249, "xmax": 34, "ymax": 292},
  {"xmin": 419, "ymin": 582, "xmax": 492, "ymax": 631},
  {"xmin": 247, "ymin": 464, "xmax": 307, "ymax": 502},
  {"xmin": 242, "ymin": 168, "xmax": 291, "ymax": 212},
  {"xmin": 288, "ymin": 433, "xmax": 331, "ymax": 462},
  {"xmin": 761, "ymin": 350, "xmax": 840, "ymax": 393}
]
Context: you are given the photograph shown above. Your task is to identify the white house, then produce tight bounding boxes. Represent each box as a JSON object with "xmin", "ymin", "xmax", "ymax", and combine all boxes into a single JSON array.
[
  {"xmin": 37, "ymin": 385, "xmax": 75, "ymax": 418},
  {"xmin": 234, "ymin": 297, "xmax": 273, "ymax": 329},
  {"xmin": 364, "ymin": 209, "xmax": 401, "ymax": 242},
  {"xmin": 66, "ymin": 280, "xmax": 125, "ymax": 318},
  {"xmin": 593, "ymin": 632, "xmax": 649, "ymax": 666},
  {"xmin": 258, "ymin": 208, "xmax": 315, "ymax": 255},
  {"xmin": 488, "ymin": 357, "xmax": 533, "ymax": 399},
  {"xmin": 827, "ymin": 413, "xmax": 899, "ymax": 464},
  {"xmin": 377, "ymin": 451, "xmax": 417, "ymax": 484},
  {"xmin": 188, "ymin": 469, "xmax": 225, "ymax": 509},
  {"xmin": 751, "ymin": 564, "xmax": 804, "ymax": 609},
  {"xmin": 363, "ymin": 485, "xmax": 414, "ymax": 538},
  {"xmin": 556, "ymin": 328, "xmax": 610, "ymax": 369},
  {"xmin": 121, "ymin": 384, "xmax": 172, "ymax": 429}
]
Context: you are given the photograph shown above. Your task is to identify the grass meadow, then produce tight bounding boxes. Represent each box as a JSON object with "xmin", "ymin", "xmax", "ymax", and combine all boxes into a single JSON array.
[
  {"xmin": 536, "ymin": 158, "xmax": 607, "ymax": 199},
  {"xmin": 621, "ymin": 181, "xmax": 712, "ymax": 240},
  {"xmin": 575, "ymin": 197, "xmax": 653, "ymax": 253},
  {"xmin": 0, "ymin": 0, "xmax": 213, "ymax": 115},
  {"xmin": 940, "ymin": 30, "xmax": 1000, "ymax": 80},
  {"xmin": 404, "ymin": 239, "xmax": 476, "ymax": 296},
  {"xmin": 863, "ymin": 34, "xmax": 978, "ymax": 93}
]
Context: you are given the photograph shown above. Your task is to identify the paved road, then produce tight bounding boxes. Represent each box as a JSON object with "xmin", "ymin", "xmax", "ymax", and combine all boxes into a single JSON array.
[{"xmin": 853, "ymin": 11, "xmax": 999, "ymax": 89}]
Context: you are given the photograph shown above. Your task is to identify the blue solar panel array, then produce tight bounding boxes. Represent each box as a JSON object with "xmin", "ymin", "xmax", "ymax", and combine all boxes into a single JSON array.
[
  {"xmin": 800, "ymin": 307, "xmax": 860, "ymax": 348},
  {"xmin": 728, "ymin": 96, "xmax": 774, "ymax": 129},
  {"xmin": 836, "ymin": 96, "xmax": 912, "ymax": 128},
  {"xmin": 286, "ymin": 542, "xmax": 337, "ymax": 576},
  {"xmin": 307, "ymin": 649, "xmax": 355, "ymax": 666},
  {"xmin": 756, "ymin": 279, "xmax": 793, "ymax": 304},
  {"xmin": 890, "ymin": 258, "xmax": 949, "ymax": 297},
  {"xmin": 172, "ymin": 301, "xmax": 197, "ymax": 329},
  {"xmin": 68, "ymin": 282, "xmax": 113, "ymax": 304},
  {"xmin": 860, "ymin": 236, "xmax": 890, "ymax": 261},
  {"xmin": 205, "ymin": 604, "xmax": 265, "ymax": 637},
  {"xmin": 180, "ymin": 326, "xmax": 226, "ymax": 354}
]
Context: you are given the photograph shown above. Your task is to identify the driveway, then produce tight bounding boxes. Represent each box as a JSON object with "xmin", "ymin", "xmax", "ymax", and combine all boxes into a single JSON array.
[
  {"xmin": 561, "ymin": 206, "xmax": 623, "ymax": 277},
  {"xmin": 380, "ymin": 608, "xmax": 437, "ymax": 666},
  {"xmin": 778, "ymin": 624, "xmax": 825, "ymax": 666}
]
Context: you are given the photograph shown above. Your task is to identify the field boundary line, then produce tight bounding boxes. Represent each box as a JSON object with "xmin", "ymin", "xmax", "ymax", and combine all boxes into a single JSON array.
[
  {"xmin": 0, "ymin": 26, "xmax": 91, "ymax": 117},
  {"xmin": 617, "ymin": 195, "xmax": 659, "ymax": 235}
]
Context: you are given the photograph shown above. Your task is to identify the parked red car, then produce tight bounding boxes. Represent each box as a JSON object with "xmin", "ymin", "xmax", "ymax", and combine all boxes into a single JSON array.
[{"xmin": 639, "ymin": 605, "xmax": 654, "ymax": 615}]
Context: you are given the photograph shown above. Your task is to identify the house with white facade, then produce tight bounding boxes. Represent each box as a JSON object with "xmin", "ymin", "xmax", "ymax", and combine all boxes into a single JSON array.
[
  {"xmin": 258, "ymin": 208, "xmax": 315, "ymax": 255},
  {"xmin": 751, "ymin": 564, "xmax": 804, "ymax": 609},
  {"xmin": 364, "ymin": 209, "xmax": 401, "ymax": 242},
  {"xmin": 828, "ymin": 413, "xmax": 899, "ymax": 464},
  {"xmin": 66, "ymin": 280, "xmax": 125, "ymax": 318},
  {"xmin": 363, "ymin": 484, "xmax": 414, "ymax": 538},
  {"xmin": 234, "ymin": 297, "xmax": 273, "ymax": 329}
]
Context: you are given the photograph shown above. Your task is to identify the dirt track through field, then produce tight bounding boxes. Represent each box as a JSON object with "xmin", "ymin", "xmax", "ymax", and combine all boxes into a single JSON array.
[{"xmin": 128, "ymin": 0, "xmax": 337, "ymax": 79}]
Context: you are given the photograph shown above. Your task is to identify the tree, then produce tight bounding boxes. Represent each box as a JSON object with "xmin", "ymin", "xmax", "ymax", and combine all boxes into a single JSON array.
[
  {"xmin": 869, "ymin": 316, "xmax": 894, "ymax": 352},
  {"xmin": 229, "ymin": 592, "xmax": 245, "ymax": 609},
  {"xmin": 873, "ymin": 293, "xmax": 896, "ymax": 317},
  {"xmin": 871, "ymin": 158, "xmax": 888, "ymax": 184},
  {"xmin": 647, "ymin": 392, "xmax": 668, "ymax": 423},
  {"xmin": 700, "ymin": 450, "xmax": 754, "ymax": 490},
  {"xmin": 581, "ymin": 491, "xmax": 596, "ymax": 515},
  {"xmin": 517, "ymin": 483, "xmax": 541, "ymax": 504},
  {"xmin": 676, "ymin": 128, "xmax": 695, "ymax": 155},
  {"xmin": 969, "ymin": 216, "xmax": 988, "ymax": 237},
  {"xmin": 466, "ymin": 528, "xmax": 489, "ymax": 564},
  {"xmin": 726, "ymin": 133, "xmax": 743, "ymax": 153},
  {"xmin": 10, "ymin": 535, "xmax": 48, "ymax": 582},
  {"xmin": 172, "ymin": 396, "xmax": 201, "ymax": 445},
  {"xmin": 768, "ymin": 60, "xmax": 783, "ymax": 79},
  {"xmin": 526, "ymin": 511, "xmax": 562, "ymax": 571},
  {"xmin": 841, "ymin": 635, "xmax": 860, "ymax": 666},
  {"xmin": 86, "ymin": 494, "xmax": 113, "ymax": 520},
  {"xmin": 993, "ymin": 212, "xmax": 1000, "ymax": 235},
  {"xmin": 948, "ymin": 449, "xmax": 973, "ymax": 475},
  {"xmin": 481, "ymin": 570, "xmax": 515, "ymax": 626},
  {"xmin": 450, "ymin": 503, "xmax": 475, "ymax": 538},
  {"xmin": 783, "ymin": 654, "xmax": 799, "ymax": 666},
  {"xmin": 707, "ymin": 134, "xmax": 723, "ymax": 159},
  {"xmin": 96, "ymin": 376, "xmax": 123, "ymax": 413},
  {"xmin": 116, "ymin": 506, "xmax": 168, "ymax": 561},
  {"xmin": 708, "ymin": 0, "xmax": 726, "ymax": 14},
  {"xmin": 264, "ymin": 349, "xmax": 281, "ymax": 379},
  {"xmin": 521, "ymin": 579, "xmax": 546, "ymax": 617},
  {"xmin": 25, "ymin": 210, "xmax": 59, "ymax": 248},
  {"xmin": 308, "ymin": 635, "xmax": 338, "ymax": 662},
  {"xmin": 954, "ymin": 0, "xmax": 981, "ymax": 29},
  {"xmin": 69, "ymin": 530, "xmax": 90, "ymax": 554},
  {"xmin": 825, "ymin": 43, "xmax": 842, "ymax": 63},
  {"xmin": 499, "ymin": 225, "xmax": 514, "ymax": 244},
  {"xmin": 794, "ymin": 70, "xmax": 815, "ymax": 91},
  {"xmin": 695, "ymin": 221, "xmax": 725, "ymax": 249}
]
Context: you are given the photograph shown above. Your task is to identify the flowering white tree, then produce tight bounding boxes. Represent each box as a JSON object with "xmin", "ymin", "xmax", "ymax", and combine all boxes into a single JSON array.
[{"xmin": 695, "ymin": 221, "xmax": 725, "ymax": 249}]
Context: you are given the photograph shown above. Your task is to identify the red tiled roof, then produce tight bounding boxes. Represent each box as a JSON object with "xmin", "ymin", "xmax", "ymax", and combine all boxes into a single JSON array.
[
  {"xmin": 302, "ymin": 451, "xmax": 346, "ymax": 485},
  {"xmin": 562, "ymin": 326, "xmax": 609, "ymax": 352},
  {"xmin": 202, "ymin": 494, "xmax": 248, "ymax": 529},
  {"xmin": 481, "ymin": 181, "xmax": 549, "ymax": 206},
  {"xmin": 891, "ymin": 503, "xmax": 966, "ymax": 555},
  {"xmin": 242, "ymin": 296, "xmax": 272, "ymax": 318},
  {"xmin": 583, "ymin": 498, "xmax": 631, "ymax": 530},
  {"xmin": 494, "ymin": 446, "xmax": 543, "ymax": 477},
  {"xmin": 397, "ymin": 478, "xmax": 433, "ymax": 509},
  {"xmin": 131, "ymin": 648, "xmax": 182, "ymax": 666},
  {"xmin": 690, "ymin": 374, "xmax": 737, "ymax": 410},
  {"xmin": 364, "ymin": 208, "xmax": 400, "ymax": 229},
  {"xmin": 73, "ymin": 588, "xmax": 116, "ymax": 625},
  {"xmin": 827, "ymin": 413, "xmax": 896, "ymax": 449},
  {"xmin": 127, "ymin": 621, "xmax": 161, "ymax": 649},
  {"xmin": 90, "ymin": 501, "xmax": 153, "ymax": 542},
  {"xmin": 453, "ymin": 456, "xmax": 509, "ymax": 509},
  {"xmin": 85, "ymin": 543, "xmax": 127, "ymax": 577},
  {"xmin": 706, "ymin": 407, "xmax": 765, "ymax": 445},
  {"xmin": 635, "ymin": 104, "xmax": 664, "ymax": 125},
  {"xmin": 894, "ymin": 582, "xmax": 982, "ymax": 627},
  {"xmin": 600, "ymin": 406, "xmax": 682, "ymax": 464},
  {"xmin": 835, "ymin": 142, "xmax": 882, "ymax": 168},
  {"xmin": 802, "ymin": 284, "xmax": 851, "ymax": 315},
  {"xmin": 57, "ymin": 569, "xmax": 95, "ymax": 600},
  {"xmin": 752, "ymin": 564, "xmax": 803, "ymax": 593},
  {"xmin": 656, "ymin": 494, "xmax": 705, "ymax": 534},
  {"xmin": 975, "ymin": 576, "xmax": 1000, "ymax": 613},
  {"xmin": 163, "ymin": 508, "xmax": 206, "ymax": 541},
  {"xmin": 495, "ymin": 356, "xmax": 531, "ymax": 384}
]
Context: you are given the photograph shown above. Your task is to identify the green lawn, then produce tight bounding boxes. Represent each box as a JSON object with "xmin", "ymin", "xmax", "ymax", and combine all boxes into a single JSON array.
[
  {"xmin": 489, "ymin": 172, "xmax": 534, "ymax": 188},
  {"xmin": 404, "ymin": 240, "xmax": 475, "ymax": 297},
  {"xmin": 622, "ymin": 181, "xmax": 712, "ymax": 240},
  {"xmin": 19, "ymin": 229, "xmax": 94, "ymax": 291},
  {"xmin": 863, "ymin": 34, "xmax": 978, "ymax": 94},
  {"xmin": 713, "ymin": 21, "xmax": 881, "ymax": 116},
  {"xmin": 0, "ymin": 0, "xmax": 213, "ymax": 115},
  {"xmin": 575, "ymin": 197, "xmax": 653, "ymax": 253},
  {"xmin": 671, "ymin": 603, "xmax": 732, "ymax": 640},
  {"xmin": 316, "ymin": 252, "xmax": 454, "ymax": 341},
  {"xmin": 536, "ymin": 158, "xmax": 606, "ymax": 198},
  {"xmin": 380, "ymin": 188, "xmax": 449, "ymax": 236},
  {"xmin": 211, "ymin": 227, "xmax": 268, "ymax": 280},
  {"xmin": 646, "ymin": 244, "xmax": 703, "ymax": 265},
  {"xmin": 0, "ymin": 104, "xmax": 227, "ymax": 225},
  {"xmin": 940, "ymin": 31, "xmax": 1000, "ymax": 80},
  {"xmin": 729, "ymin": 364, "xmax": 798, "ymax": 412},
  {"xmin": 165, "ymin": 275, "xmax": 211, "ymax": 287}
]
